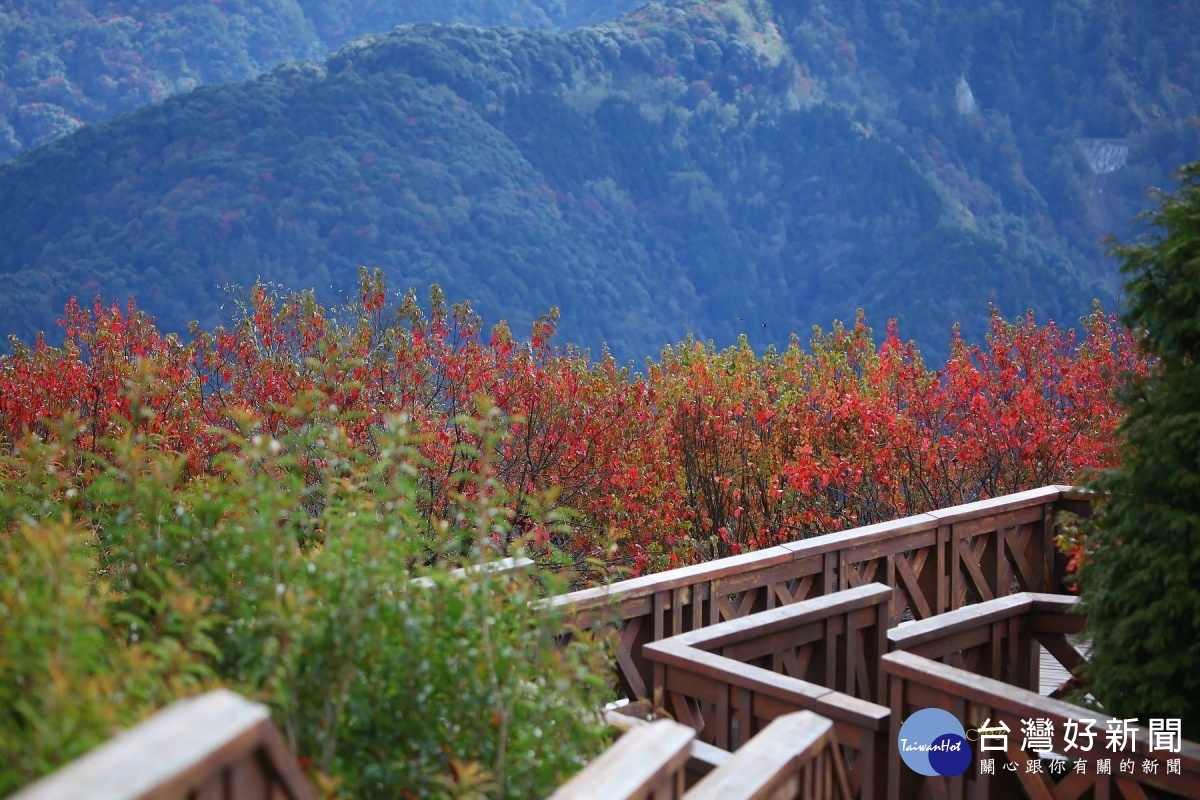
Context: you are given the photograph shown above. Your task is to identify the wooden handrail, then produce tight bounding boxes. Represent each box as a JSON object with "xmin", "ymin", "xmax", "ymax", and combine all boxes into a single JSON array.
[
  {"xmin": 889, "ymin": 592, "xmax": 1088, "ymax": 696},
  {"xmin": 661, "ymin": 583, "xmax": 892, "ymax": 706},
  {"xmin": 11, "ymin": 690, "xmax": 315, "ymax": 800},
  {"xmin": 548, "ymin": 719, "xmax": 696, "ymax": 800},
  {"xmin": 574, "ymin": 712, "xmax": 856, "ymax": 799},
  {"xmin": 604, "ymin": 709, "xmax": 732, "ymax": 782},
  {"xmin": 558, "ymin": 486, "xmax": 1086, "ymax": 614},
  {"xmin": 883, "ymin": 650, "xmax": 1200, "ymax": 799},
  {"xmin": 556, "ymin": 486, "xmax": 1089, "ymax": 704},
  {"xmin": 664, "ymin": 583, "xmax": 893, "ymax": 650},
  {"xmin": 411, "ymin": 555, "xmax": 534, "ymax": 588},
  {"xmin": 686, "ymin": 711, "xmax": 853, "ymax": 800},
  {"xmin": 645, "ymin": 629, "xmax": 889, "ymax": 799}
]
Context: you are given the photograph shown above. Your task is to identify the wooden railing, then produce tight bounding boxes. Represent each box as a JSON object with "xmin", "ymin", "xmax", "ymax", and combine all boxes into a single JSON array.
[
  {"xmin": 883, "ymin": 649, "xmax": 1200, "ymax": 799},
  {"xmin": 557, "ymin": 486, "xmax": 1090, "ymax": 706},
  {"xmin": 687, "ymin": 712, "xmax": 853, "ymax": 800},
  {"xmin": 604, "ymin": 707, "xmax": 732, "ymax": 784},
  {"xmin": 553, "ymin": 712, "xmax": 854, "ymax": 800},
  {"xmin": 648, "ymin": 583, "xmax": 892, "ymax": 705},
  {"xmin": 411, "ymin": 554, "xmax": 533, "ymax": 588},
  {"xmin": 549, "ymin": 718, "xmax": 696, "ymax": 800},
  {"xmin": 642, "ymin": 584, "xmax": 893, "ymax": 799},
  {"xmin": 889, "ymin": 592, "xmax": 1089, "ymax": 698},
  {"xmin": 556, "ymin": 485, "xmax": 1191, "ymax": 800},
  {"xmin": 11, "ymin": 690, "xmax": 315, "ymax": 800}
]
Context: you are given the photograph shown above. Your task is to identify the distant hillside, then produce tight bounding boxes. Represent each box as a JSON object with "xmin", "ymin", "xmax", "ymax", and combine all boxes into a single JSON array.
[
  {"xmin": 0, "ymin": 0, "xmax": 643, "ymax": 162},
  {"xmin": 0, "ymin": 0, "xmax": 1196, "ymax": 361}
]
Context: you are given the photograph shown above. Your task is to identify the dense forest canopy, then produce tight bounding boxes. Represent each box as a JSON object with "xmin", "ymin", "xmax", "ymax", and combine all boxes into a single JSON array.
[
  {"xmin": 0, "ymin": 0, "xmax": 643, "ymax": 162},
  {"xmin": 0, "ymin": 0, "xmax": 1196, "ymax": 361}
]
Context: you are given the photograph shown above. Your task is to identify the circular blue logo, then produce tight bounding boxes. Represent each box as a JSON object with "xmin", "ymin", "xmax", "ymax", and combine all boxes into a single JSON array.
[{"xmin": 897, "ymin": 708, "xmax": 972, "ymax": 777}]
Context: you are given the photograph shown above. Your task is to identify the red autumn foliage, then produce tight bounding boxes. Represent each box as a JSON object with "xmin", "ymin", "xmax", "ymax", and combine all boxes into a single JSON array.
[{"xmin": 0, "ymin": 269, "xmax": 1147, "ymax": 578}]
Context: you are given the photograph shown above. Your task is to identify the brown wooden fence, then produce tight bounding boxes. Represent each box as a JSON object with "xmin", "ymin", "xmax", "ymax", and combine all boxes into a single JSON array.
[
  {"xmin": 686, "ymin": 712, "xmax": 854, "ymax": 800},
  {"xmin": 11, "ymin": 690, "xmax": 315, "ymax": 800},
  {"xmin": 556, "ymin": 485, "xmax": 1200, "ymax": 800},
  {"xmin": 883, "ymin": 650, "xmax": 1200, "ymax": 800},
  {"xmin": 553, "ymin": 711, "xmax": 855, "ymax": 800},
  {"xmin": 888, "ymin": 591, "xmax": 1089, "ymax": 698},
  {"xmin": 549, "ymin": 718, "xmax": 696, "ymax": 800},
  {"xmin": 641, "ymin": 584, "xmax": 893, "ymax": 799},
  {"xmin": 556, "ymin": 486, "xmax": 1091, "ymax": 705}
]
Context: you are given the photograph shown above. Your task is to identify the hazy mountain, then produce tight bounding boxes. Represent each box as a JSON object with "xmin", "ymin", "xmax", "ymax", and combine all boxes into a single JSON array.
[
  {"xmin": 1, "ymin": 0, "xmax": 1196, "ymax": 361},
  {"xmin": 0, "ymin": 0, "xmax": 643, "ymax": 162}
]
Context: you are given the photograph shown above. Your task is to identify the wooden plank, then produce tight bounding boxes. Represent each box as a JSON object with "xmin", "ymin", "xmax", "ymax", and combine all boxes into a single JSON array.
[
  {"xmin": 667, "ymin": 584, "xmax": 893, "ymax": 651},
  {"xmin": 841, "ymin": 528, "xmax": 940, "ymax": 564},
  {"xmin": 549, "ymin": 720, "xmax": 694, "ymax": 800},
  {"xmin": 617, "ymin": 548, "xmax": 798, "ymax": 604},
  {"xmin": 557, "ymin": 489, "xmax": 1068, "ymax": 624},
  {"xmin": 882, "ymin": 651, "xmax": 1200, "ymax": 776},
  {"xmin": 227, "ymin": 757, "xmax": 269, "ymax": 800},
  {"xmin": 925, "ymin": 486, "xmax": 1066, "ymax": 526},
  {"xmin": 888, "ymin": 594, "xmax": 1032, "ymax": 650},
  {"xmin": 547, "ymin": 549, "xmax": 795, "ymax": 620},
  {"xmin": 782, "ymin": 514, "xmax": 942, "ymax": 560},
  {"xmin": 1026, "ymin": 593, "xmax": 1081, "ymax": 611},
  {"xmin": 651, "ymin": 633, "xmax": 894, "ymax": 779},
  {"xmin": 1052, "ymin": 485, "xmax": 1095, "ymax": 501},
  {"xmin": 193, "ymin": 771, "xmax": 224, "ymax": 800},
  {"xmin": 948, "ymin": 506, "xmax": 1044, "ymax": 538},
  {"xmin": 712, "ymin": 558, "xmax": 824, "ymax": 597},
  {"xmin": 658, "ymin": 646, "xmax": 833, "ymax": 706},
  {"xmin": 616, "ymin": 617, "xmax": 650, "ymax": 700},
  {"xmin": 814, "ymin": 692, "xmax": 891, "ymax": 733},
  {"xmin": 13, "ymin": 691, "xmax": 316, "ymax": 800},
  {"xmin": 894, "ymin": 550, "xmax": 935, "ymax": 621},
  {"xmin": 957, "ymin": 537, "xmax": 998, "ymax": 603},
  {"xmin": 886, "ymin": 674, "xmax": 906, "ymax": 800},
  {"xmin": 604, "ymin": 711, "xmax": 732, "ymax": 779},
  {"xmin": 719, "ymin": 620, "xmax": 830, "ymax": 664},
  {"xmin": 1029, "ymin": 611, "xmax": 1087, "ymax": 635},
  {"xmin": 663, "ymin": 667, "xmax": 727, "ymax": 709},
  {"xmin": 915, "ymin": 626, "xmax": 994, "ymax": 661},
  {"xmin": 410, "ymin": 555, "xmax": 534, "ymax": 588},
  {"xmin": 255, "ymin": 718, "xmax": 316, "ymax": 800},
  {"xmin": 685, "ymin": 712, "xmax": 852, "ymax": 800}
]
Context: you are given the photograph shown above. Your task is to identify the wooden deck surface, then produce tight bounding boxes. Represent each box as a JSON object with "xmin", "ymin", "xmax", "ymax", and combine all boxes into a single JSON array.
[{"xmin": 1038, "ymin": 636, "xmax": 1090, "ymax": 696}]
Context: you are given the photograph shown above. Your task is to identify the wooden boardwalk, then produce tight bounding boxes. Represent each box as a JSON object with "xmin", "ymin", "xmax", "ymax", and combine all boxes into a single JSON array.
[{"xmin": 1038, "ymin": 636, "xmax": 1090, "ymax": 696}]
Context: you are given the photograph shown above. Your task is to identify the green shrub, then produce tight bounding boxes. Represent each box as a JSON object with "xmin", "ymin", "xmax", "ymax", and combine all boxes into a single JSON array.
[
  {"xmin": 0, "ymin": 404, "xmax": 613, "ymax": 797},
  {"xmin": 0, "ymin": 515, "xmax": 218, "ymax": 793}
]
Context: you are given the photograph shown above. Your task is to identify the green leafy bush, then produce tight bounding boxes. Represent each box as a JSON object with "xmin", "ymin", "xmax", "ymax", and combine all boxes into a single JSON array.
[{"xmin": 0, "ymin": 404, "xmax": 613, "ymax": 797}]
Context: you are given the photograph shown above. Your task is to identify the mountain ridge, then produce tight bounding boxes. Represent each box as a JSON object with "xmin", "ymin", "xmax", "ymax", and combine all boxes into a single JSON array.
[
  {"xmin": 1, "ymin": 0, "xmax": 1195, "ymax": 361},
  {"xmin": 0, "ymin": 0, "xmax": 647, "ymax": 163}
]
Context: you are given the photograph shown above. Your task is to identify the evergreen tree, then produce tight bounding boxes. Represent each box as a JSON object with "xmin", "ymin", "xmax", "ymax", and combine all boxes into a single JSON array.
[{"xmin": 1080, "ymin": 161, "xmax": 1200, "ymax": 739}]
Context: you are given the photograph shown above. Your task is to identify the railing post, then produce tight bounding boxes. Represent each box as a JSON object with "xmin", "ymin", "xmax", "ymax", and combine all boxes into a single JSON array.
[
  {"xmin": 886, "ymin": 673, "xmax": 905, "ymax": 800},
  {"xmin": 1041, "ymin": 501, "xmax": 1057, "ymax": 594}
]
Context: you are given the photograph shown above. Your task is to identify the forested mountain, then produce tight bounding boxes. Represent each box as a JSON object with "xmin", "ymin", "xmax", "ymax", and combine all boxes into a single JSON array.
[
  {"xmin": 0, "ymin": 0, "xmax": 641, "ymax": 162},
  {"xmin": 1, "ymin": 0, "xmax": 1196, "ymax": 360}
]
